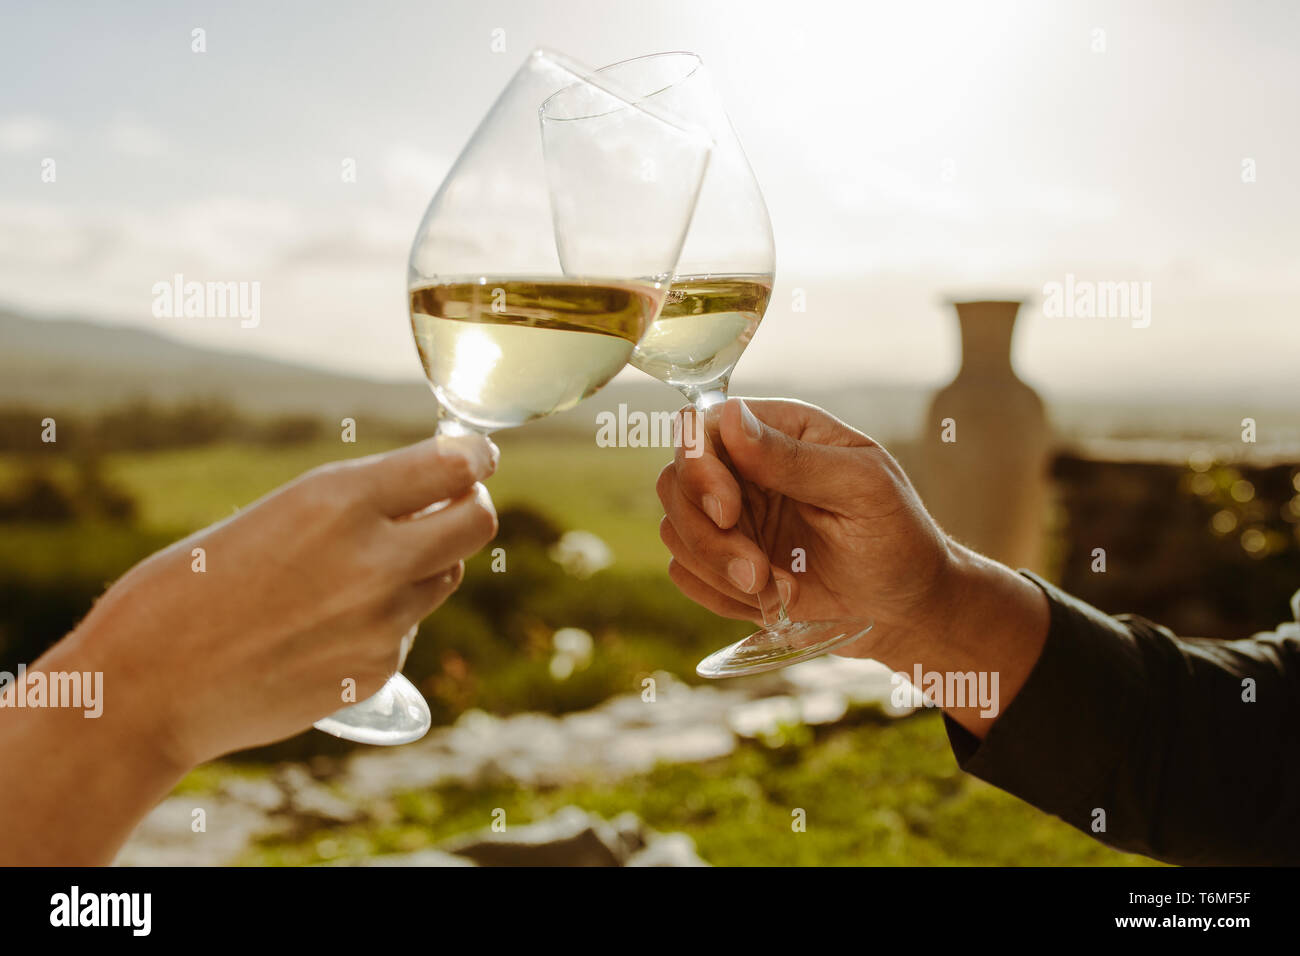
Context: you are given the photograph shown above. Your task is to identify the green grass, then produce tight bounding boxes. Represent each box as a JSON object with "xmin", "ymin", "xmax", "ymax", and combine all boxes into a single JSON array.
[
  {"xmin": 242, "ymin": 712, "xmax": 1161, "ymax": 867},
  {"xmin": 173, "ymin": 761, "xmax": 273, "ymax": 797},
  {"xmin": 98, "ymin": 437, "xmax": 398, "ymax": 534},
  {"xmin": 487, "ymin": 437, "xmax": 671, "ymax": 571},
  {"xmin": 0, "ymin": 521, "xmax": 177, "ymax": 582},
  {"xmin": 75, "ymin": 434, "xmax": 674, "ymax": 571}
]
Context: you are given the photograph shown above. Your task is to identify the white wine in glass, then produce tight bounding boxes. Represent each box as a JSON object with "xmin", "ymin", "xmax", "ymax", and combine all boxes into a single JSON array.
[
  {"xmin": 409, "ymin": 278, "xmax": 661, "ymax": 431},
  {"xmin": 630, "ymin": 274, "xmax": 772, "ymax": 393},
  {"xmin": 590, "ymin": 52, "xmax": 875, "ymax": 678},
  {"xmin": 313, "ymin": 49, "xmax": 711, "ymax": 745}
]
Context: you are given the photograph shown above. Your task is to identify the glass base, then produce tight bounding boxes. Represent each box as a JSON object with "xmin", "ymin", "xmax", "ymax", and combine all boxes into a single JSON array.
[
  {"xmin": 313, "ymin": 673, "xmax": 432, "ymax": 746},
  {"xmin": 696, "ymin": 619, "xmax": 874, "ymax": 679}
]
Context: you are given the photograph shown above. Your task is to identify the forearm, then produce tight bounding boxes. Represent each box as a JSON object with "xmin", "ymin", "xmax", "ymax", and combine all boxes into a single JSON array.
[
  {"xmin": 918, "ymin": 559, "xmax": 1300, "ymax": 865},
  {"xmin": 0, "ymin": 624, "xmax": 188, "ymax": 865}
]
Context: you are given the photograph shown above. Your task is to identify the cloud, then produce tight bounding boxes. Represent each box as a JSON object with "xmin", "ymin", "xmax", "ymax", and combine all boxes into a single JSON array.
[
  {"xmin": 0, "ymin": 115, "xmax": 55, "ymax": 152},
  {"xmin": 0, "ymin": 194, "xmax": 419, "ymax": 378},
  {"xmin": 106, "ymin": 116, "xmax": 171, "ymax": 158},
  {"xmin": 380, "ymin": 144, "xmax": 453, "ymax": 203}
]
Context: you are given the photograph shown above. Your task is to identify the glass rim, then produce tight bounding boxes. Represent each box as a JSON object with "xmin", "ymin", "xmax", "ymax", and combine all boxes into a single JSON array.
[
  {"xmin": 594, "ymin": 50, "xmax": 703, "ymax": 102},
  {"xmin": 539, "ymin": 49, "xmax": 708, "ymax": 134}
]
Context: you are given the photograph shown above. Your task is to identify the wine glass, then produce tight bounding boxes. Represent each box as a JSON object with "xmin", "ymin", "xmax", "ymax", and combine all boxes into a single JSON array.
[
  {"xmin": 314, "ymin": 49, "xmax": 712, "ymax": 744},
  {"xmin": 590, "ymin": 52, "xmax": 874, "ymax": 678}
]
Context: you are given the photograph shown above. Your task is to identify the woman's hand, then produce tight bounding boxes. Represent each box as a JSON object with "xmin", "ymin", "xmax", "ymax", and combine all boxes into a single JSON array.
[
  {"xmin": 63, "ymin": 434, "xmax": 500, "ymax": 768},
  {"xmin": 2, "ymin": 433, "xmax": 501, "ymax": 863}
]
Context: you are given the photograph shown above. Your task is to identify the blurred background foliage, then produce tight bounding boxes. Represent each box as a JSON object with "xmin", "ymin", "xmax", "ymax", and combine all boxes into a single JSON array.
[
  {"xmin": 1053, "ymin": 454, "xmax": 1300, "ymax": 638},
  {"xmin": 0, "ymin": 399, "xmax": 748, "ymax": 765},
  {"xmin": 2, "ymin": 398, "xmax": 1296, "ymax": 864}
]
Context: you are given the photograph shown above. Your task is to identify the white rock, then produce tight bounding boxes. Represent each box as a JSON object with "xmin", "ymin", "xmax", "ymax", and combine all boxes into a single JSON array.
[
  {"xmin": 552, "ymin": 627, "xmax": 594, "ymax": 661},
  {"xmin": 798, "ymin": 689, "xmax": 849, "ymax": 725},
  {"xmin": 626, "ymin": 833, "xmax": 709, "ymax": 867},
  {"xmin": 549, "ymin": 530, "xmax": 614, "ymax": 578},
  {"xmin": 220, "ymin": 775, "xmax": 285, "ymax": 812},
  {"xmin": 728, "ymin": 696, "xmax": 801, "ymax": 739},
  {"xmin": 607, "ymin": 725, "xmax": 735, "ymax": 773},
  {"xmin": 357, "ymin": 850, "xmax": 476, "ymax": 867},
  {"xmin": 561, "ymin": 710, "xmax": 619, "ymax": 743},
  {"xmin": 278, "ymin": 766, "xmax": 362, "ymax": 823},
  {"xmin": 779, "ymin": 655, "xmax": 911, "ymax": 709},
  {"xmin": 116, "ymin": 795, "xmax": 285, "ymax": 867}
]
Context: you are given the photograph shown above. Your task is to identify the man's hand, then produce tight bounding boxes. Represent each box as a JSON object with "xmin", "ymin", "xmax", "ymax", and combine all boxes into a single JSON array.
[
  {"xmin": 659, "ymin": 397, "xmax": 1049, "ymax": 737},
  {"xmin": 658, "ymin": 397, "xmax": 956, "ymax": 650}
]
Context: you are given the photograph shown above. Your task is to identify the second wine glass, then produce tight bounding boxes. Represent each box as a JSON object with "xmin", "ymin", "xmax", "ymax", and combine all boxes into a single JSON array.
[
  {"xmin": 590, "ymin": 52, "xmax": 874, "ymax": 678},
  {"xmin": 313, "ymin": 48, "xmax": 711, "ymax": 745}
]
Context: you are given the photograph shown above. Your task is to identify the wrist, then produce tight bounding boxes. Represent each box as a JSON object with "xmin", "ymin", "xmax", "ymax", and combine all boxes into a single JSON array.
[
  {"xmin": 854, "ymin": 537, "xmax": 1049, "ymax": 737},
  {"xmin": 938, "ymin": 542, "xmax": 1049, "ymax": 660},
  {"xmin": 867, "ymin": 538, "xmax": 1049, "ymax": 679},
  {"xmin": 57, "ymin": 604, "xmax": 197, "ymax": 781}
]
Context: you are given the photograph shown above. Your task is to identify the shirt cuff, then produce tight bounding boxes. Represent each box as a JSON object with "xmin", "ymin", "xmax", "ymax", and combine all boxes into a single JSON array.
[{"xmin": 942, "ymin": 571, "xmax": 1149, "ymax": 820}]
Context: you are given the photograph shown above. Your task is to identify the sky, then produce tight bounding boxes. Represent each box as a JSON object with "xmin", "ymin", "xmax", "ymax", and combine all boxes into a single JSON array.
[{"xmin": 1, "ymin": 0, "xmax": 1297, "ymax": 398}]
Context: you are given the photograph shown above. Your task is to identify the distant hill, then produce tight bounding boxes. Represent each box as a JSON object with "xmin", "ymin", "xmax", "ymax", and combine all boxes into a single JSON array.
[
  {"xmin": 0, "ymin": 309, "xmax": 933, "ymax": 440},
  {"xmin": 0, "ymin": 309, "xmax": 435, "ymax": 424},
  {"xmin": 2, "ymin": 309, "xmax": 1297, "ymax": 459}
]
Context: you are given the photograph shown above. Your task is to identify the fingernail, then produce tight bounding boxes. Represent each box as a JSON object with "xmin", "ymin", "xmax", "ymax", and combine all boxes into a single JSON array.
[
  {"xmin": 777, "ymin": 578, "xmax": 792, "ymax": 605},
  {"xmin": 727, "ymin": 557, "xmax": 757, "ymax": 593},
  {"xmin": 739, "ymin": 400, "xmax": 762, "ymax": 439},
  {"xmin": 485, "ymin": 437, "xmax": 500, "ymax": 469},
  {"xmin": 702, "ymin": 494, "xmax": 724, "ymax": 527}
]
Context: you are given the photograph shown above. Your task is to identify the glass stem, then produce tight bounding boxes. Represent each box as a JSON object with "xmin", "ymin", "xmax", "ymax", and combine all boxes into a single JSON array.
[
  {"xmin": 408, "ymin": 407, "xmax": 490, "ymax": 672},
  {"xmin": 689, "ymin": 386, "xmax": 790, "ymax": 629},
  {"xmin": 435, "ymin": 408, "xmax": 483, "ymax": 439}
]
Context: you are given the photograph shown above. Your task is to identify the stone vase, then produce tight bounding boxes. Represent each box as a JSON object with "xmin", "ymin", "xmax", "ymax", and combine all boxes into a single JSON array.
[{"xmin": 915, "ymin": 300, "xmax": 1051, "ymax": 573}]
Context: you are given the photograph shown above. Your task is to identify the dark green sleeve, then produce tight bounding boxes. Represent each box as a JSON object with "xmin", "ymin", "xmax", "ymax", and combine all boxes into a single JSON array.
[{"xmin": 944, "ymin": 572, "xmax": 1300, "ymax": 865}]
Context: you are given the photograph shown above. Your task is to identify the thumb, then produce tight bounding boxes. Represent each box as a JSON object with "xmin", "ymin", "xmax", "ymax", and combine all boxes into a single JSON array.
[{"xmin": 718, "ymin": 399, "xmax": 859, "ymax": 509}]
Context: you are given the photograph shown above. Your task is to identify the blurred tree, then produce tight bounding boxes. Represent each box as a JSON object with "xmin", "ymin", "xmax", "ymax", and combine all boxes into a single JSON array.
[{"xmin": 0, "ymin": 471, "xmax": 77, "ymax": 522}]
